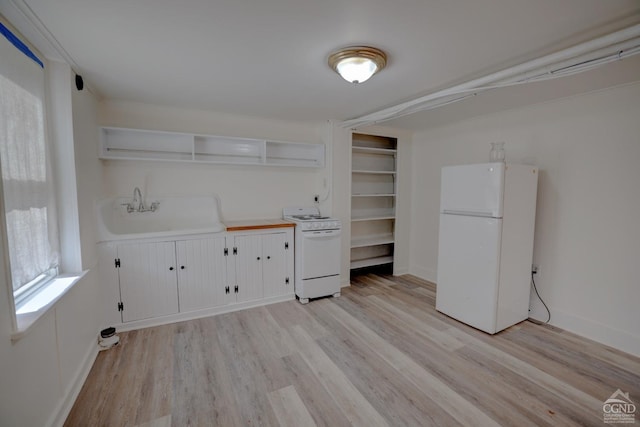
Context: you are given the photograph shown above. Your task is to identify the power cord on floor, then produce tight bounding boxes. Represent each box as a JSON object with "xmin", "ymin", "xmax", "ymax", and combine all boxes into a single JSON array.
[{"xmin": 530, "ymin": 270, "xmax": 550, "ymax": 324}]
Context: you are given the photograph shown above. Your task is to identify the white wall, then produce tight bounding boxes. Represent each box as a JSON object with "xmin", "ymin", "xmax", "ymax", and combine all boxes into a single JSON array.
[
  {"xmin": 409, "ymin": 81, "xmax": 640, "ymax": 356},
  {"xmin": 73, "ymin": 77, "xmax": 102, "ymax": 269},
  {"xmin": 98, "ymin": 101, "xmax": 330, "ymax": 220},
  {"xmin": 330, "ymin": 124, "xmax": 353, "ymax": 285},
  {"xmin": 0, "ymin": 68, "xmax": 102, "ymax": 426}
]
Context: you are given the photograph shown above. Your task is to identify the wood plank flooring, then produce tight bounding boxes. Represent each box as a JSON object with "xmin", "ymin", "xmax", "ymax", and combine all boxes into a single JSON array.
[{"xmin": 64, "ymin": 274, "xmax": 640, "ymax": 426}]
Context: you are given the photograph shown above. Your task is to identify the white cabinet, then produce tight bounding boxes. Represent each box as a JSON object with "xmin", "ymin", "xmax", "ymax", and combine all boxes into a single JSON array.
[
  {"xmin": 99, "ymin": 127, "xmax": 325, "ymax": 167},
  {"xmin": 99, "ymin": 226, "xmax": 295, "ymax": 328},
  {"xmin": 176, "ymin": 237, "xmax": 227, "ymax": 312},
  {"xmin": 116, "ymin": 241, "xmax": 179, "ymax": 322},
  {"xmin": 350, "ymin": 133, "xmax": 398, "ymax": 270},
  {"xmin": 108, "ymin": 237, "xmax": 227, "ymax": 323},
  {"xmin": 229, "ymin": 234, "xmax": 264, "ymax": 302},
  {"xmin": 227, "ymin": 230, "xmax": 293, "ymax": 302},
  {"xmin": 261, "ymin": 232, "xmax": 290, "ymax": 297}
]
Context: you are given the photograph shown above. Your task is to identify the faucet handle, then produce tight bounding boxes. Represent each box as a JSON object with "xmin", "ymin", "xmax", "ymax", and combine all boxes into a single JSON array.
[
  {"xmin": 149, "ymin": 201, "xmax": 160, "ymax": 212},
  {"xmin": 121, "ymin": 203, "xmax": 134, "ymax": 213}
]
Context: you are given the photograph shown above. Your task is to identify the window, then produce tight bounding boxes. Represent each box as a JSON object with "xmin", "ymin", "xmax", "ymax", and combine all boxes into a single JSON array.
[{"xmin": 0, "ymin": 22, "xmax": 60, "ymax": 308}]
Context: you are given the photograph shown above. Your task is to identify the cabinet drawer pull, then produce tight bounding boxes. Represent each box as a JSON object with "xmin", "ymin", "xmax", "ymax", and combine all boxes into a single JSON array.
[
  {"xmin": 180, "ymin": 265, "xmax": 185, "ymax": 270},
  {"xmin": 169, "ymin": 267, "xmax": 174, "ymax": 271},
  {"xmin": 267, "ymin": 256, "xmax": 271, "ymax": 260},
  {"xmin": 257, "ymin": 257, "xmax": 261, "ymax": 260}
]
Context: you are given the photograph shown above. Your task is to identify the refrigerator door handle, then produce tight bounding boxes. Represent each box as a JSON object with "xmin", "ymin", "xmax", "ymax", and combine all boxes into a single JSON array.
[{"xmin": 442, "ymin": 209, "xmax": 496, "ymax": 218}]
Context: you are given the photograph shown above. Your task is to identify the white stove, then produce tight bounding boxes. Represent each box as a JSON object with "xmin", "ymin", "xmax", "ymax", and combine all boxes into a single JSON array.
[{"xmin": 283, "ymin": 207, "xmax": 342, "ymax": 304}]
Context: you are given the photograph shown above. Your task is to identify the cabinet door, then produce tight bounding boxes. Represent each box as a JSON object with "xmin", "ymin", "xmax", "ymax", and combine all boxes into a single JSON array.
[
  {"xmin": 225, "ymin": 237, "xmax": 236, "ymax": 304},
  {"xmin": 176, "ymin": 237, "xmax": 227, "ymax": 312},
  {"xmin": 234, "ymin": 235, "xmax": 263, "ymax": 302},
  {"xmin": 262, "ymin": 232, "xmax": 290, "ymax": 297},
  {"xmin": 118, "ymin": 241, "xmax": 178, "ymax": 322},
  {"xmin": 98, "ymin": 243, "xmax": 123, "ymax": 325}
]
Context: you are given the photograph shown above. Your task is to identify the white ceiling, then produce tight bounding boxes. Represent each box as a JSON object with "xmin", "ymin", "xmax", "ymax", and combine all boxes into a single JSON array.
[{"xmin": 10, "ymin": 0, "xmax": 640, "ymax": 129}]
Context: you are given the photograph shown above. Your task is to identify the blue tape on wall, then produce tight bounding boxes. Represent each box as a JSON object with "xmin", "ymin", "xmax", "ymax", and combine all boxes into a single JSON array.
[{"xmin": 0, "ymin": 22, "xmax": 44, "ymax": 68}]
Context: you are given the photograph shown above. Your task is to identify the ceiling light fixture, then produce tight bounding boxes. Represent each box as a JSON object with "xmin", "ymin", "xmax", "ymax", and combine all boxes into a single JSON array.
[{"xmin": 328, "ymin": 46, "xmax": 387, "ymax": 84}]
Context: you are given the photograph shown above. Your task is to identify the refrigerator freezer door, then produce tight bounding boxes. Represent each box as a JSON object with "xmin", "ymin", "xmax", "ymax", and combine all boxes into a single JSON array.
[
  {"xmin": 440, "ymin": 162, "xmax": 505, "ymax": 218},
  {"xmin": 436, "ymin": 214, "xmax": 502, "ymax": 334}
]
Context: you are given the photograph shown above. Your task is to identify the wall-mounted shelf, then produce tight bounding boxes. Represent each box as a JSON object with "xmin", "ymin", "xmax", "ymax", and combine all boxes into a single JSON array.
[
  {"xmin": 99, "ymin": 127, "xmax": 325, "ymax": 168},
  {"xmin": 350, "ymin": 133, "xmax": 397, "ymax": 271}
]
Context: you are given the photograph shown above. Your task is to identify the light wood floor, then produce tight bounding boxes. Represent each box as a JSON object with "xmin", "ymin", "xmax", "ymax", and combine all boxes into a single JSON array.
[{"xmin": 65, "ymin": 274, "xmax": 640, "ymax": 426}]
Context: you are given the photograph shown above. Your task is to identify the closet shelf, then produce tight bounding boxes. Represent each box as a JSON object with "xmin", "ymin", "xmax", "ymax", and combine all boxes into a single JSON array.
[
  {"xmin": 351, "ymin": 170, "xmax": 396, "ymax": 175},
  {"xmin": 351, "ymin": 209, "xmax": 396, "ymax": 222},
  {"xmin": 351, "ymin": 193, "xmax": 396, "ymax": 197},
  {"xmin": 351, "ymin": 234, "xmax": 395, "ymax": 248},
  {"xmin": 352, "ymin": 146, "xmax": 397, "ymax": 155},
  {"xmin": 350, "ymin": 256, "xmax": 394, "ymax": 270},
  {"xmin": 350, "ymin": 132, "xmax": 398, "ymax": 272}
]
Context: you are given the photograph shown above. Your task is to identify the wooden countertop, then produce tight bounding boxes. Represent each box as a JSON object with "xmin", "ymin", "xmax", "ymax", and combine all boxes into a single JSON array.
[{"xmin": 224, "ymin": 219, "xmax": 296, "ymax": 232}]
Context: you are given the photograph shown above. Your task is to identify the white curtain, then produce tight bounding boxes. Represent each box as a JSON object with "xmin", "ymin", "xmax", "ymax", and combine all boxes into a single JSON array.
[{"xmin": 0, "ymin": 26, "xmax": 59, "ymax": 292}]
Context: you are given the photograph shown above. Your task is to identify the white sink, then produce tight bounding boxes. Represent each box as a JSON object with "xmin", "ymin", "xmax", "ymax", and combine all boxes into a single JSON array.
[{"xmin": 97, "ymin": 195, "xmax": 225, "ymax": 242}]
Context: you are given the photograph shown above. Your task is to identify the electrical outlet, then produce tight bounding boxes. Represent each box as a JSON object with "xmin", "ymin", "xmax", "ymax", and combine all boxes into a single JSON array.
[
  {"xmin": 314, "ymin": 194, "xmax": 319, "ymax": 203},
  {"xmin": 531, "ymin": 264, "xmax": 539, "ymax": 275}
]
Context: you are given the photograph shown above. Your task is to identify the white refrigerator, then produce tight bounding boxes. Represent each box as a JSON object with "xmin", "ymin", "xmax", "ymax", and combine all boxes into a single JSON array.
[{"xmin": 435, "ymin": 162, "xmax": 538, "ymax": 334}]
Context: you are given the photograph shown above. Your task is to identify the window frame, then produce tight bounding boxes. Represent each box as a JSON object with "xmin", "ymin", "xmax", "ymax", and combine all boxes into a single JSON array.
[{"xmin": 0, "ymin": 17, "xmax": 85, "ymax": 339}]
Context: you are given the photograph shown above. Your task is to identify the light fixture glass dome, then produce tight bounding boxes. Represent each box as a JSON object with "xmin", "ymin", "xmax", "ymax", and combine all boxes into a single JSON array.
[
  {"xmin": 335, "ymin": 57, "xmax": 378, "ymax": 84},
  {"xmin": 328, "ymin": 46, "xmax": 387, "ymax": 84}
]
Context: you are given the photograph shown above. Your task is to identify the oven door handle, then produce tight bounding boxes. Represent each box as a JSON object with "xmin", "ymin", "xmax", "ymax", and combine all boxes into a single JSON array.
[{"xmin": 302, "ymin": 229, "xmax": 341, "ymax": 238}]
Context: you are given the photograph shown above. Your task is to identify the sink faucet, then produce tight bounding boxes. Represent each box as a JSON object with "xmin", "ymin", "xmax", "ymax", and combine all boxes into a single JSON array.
[
  {"xmin": 133, "ymin": 187, "xmax": 144, "ymax": 212},
  {"xmin": 121, "ymin": 187, "xmax": 159, "ymax": 213}
]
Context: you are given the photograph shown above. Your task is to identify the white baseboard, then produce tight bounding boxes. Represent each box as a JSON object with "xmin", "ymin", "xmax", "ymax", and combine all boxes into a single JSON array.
[
  {"xmin": 113, "ymin": 294, "xmax": 295, "ymax": 333},
  {"xmin": 393, "ymin": 265, "xmax": 409, "ymax": 276},
  {"xmin": 529, "ymin": 306, "xmax": 640, "ymax": 357},
  {"xmin": 408, "ymin": 265, "xmax": 436, "ymax": 283},
  {"xmin": 48, "ymin": 336, "xmax": 99, "ymax": 427}
]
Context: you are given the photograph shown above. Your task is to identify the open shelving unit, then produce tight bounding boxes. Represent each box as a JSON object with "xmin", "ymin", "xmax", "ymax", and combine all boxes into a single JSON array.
[
  {"xmin": 99, "ymin": 127, "xmax": 325, "ymax": 168},
  {"xmin": 350, "ymin": 133, "xmax": 397, "ymax": 271}
]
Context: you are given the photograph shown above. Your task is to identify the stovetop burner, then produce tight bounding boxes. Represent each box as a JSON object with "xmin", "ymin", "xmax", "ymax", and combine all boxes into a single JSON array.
[
  {"xmin": 290, "ymin": 215, "xmax": 331, "ymax": 221},
  {"xmin": 283, "ymin": 207, "xmax": 341, "ymax": 232}
]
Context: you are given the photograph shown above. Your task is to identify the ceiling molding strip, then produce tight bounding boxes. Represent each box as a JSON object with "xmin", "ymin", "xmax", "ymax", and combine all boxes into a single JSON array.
[
  {"xmin": 342, "ymin": 24, "xmax": 640, "ymax": 129},
  {"xmin": 0, "ymin": 21, "xmax": 43, "ymax": 67},
  {"xmin": 1, "ymin": 0, "xmax": 99, "ymax": 95},
  {"xmin": 1, "ymin": 0, "xmax": 75, "ymax": 65}
]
